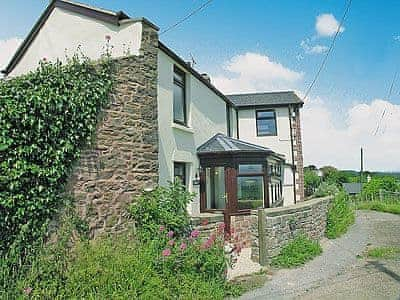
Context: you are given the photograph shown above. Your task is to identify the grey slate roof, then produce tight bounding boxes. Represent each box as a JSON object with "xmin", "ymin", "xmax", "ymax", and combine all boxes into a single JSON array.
[
  {"xmin": 342, "ymin": 183, "xmax": 362, "ymax": 195},
  {"xmin": 197, "ymin": 133, "xmax": 279, "ymax": 155},
  {"xmin": 227, "ymin": 91, "xmax": 303, "ymax": 107}
]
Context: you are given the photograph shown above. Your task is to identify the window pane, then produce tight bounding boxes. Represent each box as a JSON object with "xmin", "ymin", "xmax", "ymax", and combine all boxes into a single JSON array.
[
  {"xmin": 173, "ymin": 83, "xmax": 185, "ymax": 123},
  {"xmin": 174, "ymin": 162, "xmax": 186, "ymax": 186},
  {"xmin": 237, "ymin": 176, "xmax": 264, "ymax": 209},
  {"xmin": 174, "ymin": 70, "xmax": 184, "ymax": 83},
  {"xmin": 257, "ymin": 118, "xmax": 276, "ymax": 135},
  {"xmin": 257, "ymin": 111, "xmax": 274, "ymax": 118},
  {"xmin": 238, "ymin": 164, "xmax": 263, "ymax": 174},
  {"xmin": 206, "ymin": 167, "xmax": 226, "ymax": 209}
]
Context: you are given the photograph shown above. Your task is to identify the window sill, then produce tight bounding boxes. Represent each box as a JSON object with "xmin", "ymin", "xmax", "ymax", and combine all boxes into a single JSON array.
[{"xmin": 172, "ymin": 122, "xmax": 194, "ymax": 134}]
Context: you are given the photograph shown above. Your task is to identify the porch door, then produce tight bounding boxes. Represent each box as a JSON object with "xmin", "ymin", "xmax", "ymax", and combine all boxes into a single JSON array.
[{"xmin": 205, "ymin": 166, "xmax": 226, "ymax": 209}]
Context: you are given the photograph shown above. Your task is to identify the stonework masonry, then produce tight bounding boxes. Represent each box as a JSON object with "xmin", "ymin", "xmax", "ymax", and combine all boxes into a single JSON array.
[
  {"xmin": 251, "ymin": 196, "xmax": 332, "ymax": 264},
  {"xmin": 67, "ymin": 23, "xmax": 159, "ymax": 237},
  {"xmin": 292, "ymin": 107, "xmax": 305, "ymax": 202}
]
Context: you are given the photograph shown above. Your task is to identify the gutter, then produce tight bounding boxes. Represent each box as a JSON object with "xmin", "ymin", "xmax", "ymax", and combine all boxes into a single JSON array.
[{"xmin": 288, "ymin": 106, "xmax": 297, "ymax": 204}]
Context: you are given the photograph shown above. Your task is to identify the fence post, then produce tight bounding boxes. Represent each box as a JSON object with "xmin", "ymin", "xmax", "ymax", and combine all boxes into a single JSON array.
[
  {"xmin": 258, "ymin": 208, "xmax": 267, "ymax": 266},
  {"xmin": 379, "ymin": 189, "xmax": 383, "ymax": 202}
]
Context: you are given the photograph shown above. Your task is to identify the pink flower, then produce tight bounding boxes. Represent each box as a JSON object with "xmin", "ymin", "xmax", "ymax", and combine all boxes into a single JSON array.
[
  {"xmin": 190, "ymin": 229, "xmax": 200, "ymax": 239},
  {"xmin": 105, "ymin": 35, "xmax": 111, "ymax": 41},
  {"xmin": 162, "ymin": 248, "xmax": 171, "ymax": 257},
  {"xmin": 201, "ymin": 239, "xmax": 213, "ymax": 250},
  {"xmin": 201, "ymin": 219, "xmax": 209, "ymax": 226},
  {"xmin": 180, "ymin": 242, "xmax": 187, "ymax": 251},
  {"xmin": 159, "ymin": 225, "xmax": 165, "ymax": 232},
  {"xmin": 217, "ymin": 223, "xmax": 225, "ymax": 233},
  {"xmin": 167, "ymin": 230, "xmax": 174, "ymax": 238},
  {"xmin": 209, "ymin": 233, "xmax": 216, "ymax": 242},
  {"xmin": 42, "ymin": 57, "xmax": 47, "ymax": 62},
  {"xmin": 23, "ymin": 287, "xmax": 32, "ymax": 295},
  {"xmin": 168, "ymin": 239, "xmax": 175, "ymax": 246}
]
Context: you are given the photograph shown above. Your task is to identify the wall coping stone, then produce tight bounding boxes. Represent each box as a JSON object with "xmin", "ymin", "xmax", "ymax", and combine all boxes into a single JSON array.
[
  {"xmin": 191, "ymin": 212, "xmax": 224, "ymax": 226},
  {"xmin": 261, "ymin": 196, "xmax": 332, "ymax": 217}
]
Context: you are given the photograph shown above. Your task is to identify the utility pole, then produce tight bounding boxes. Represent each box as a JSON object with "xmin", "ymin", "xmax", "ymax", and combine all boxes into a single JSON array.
[{"xmin": 360, "ymin": 147, "xmax": 364, "ymax": 190}]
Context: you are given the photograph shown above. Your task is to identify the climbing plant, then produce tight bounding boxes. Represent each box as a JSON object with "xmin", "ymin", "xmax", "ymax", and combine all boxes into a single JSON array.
[{"xmin": 0, "ymin": 54, "xmax": 113, "ymax": 255}]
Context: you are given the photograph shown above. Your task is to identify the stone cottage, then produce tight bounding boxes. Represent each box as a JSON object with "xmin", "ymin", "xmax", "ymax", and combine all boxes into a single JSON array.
[{"xmin": 2, "ymin": 0, "xmax": 304, "ymax": 235}]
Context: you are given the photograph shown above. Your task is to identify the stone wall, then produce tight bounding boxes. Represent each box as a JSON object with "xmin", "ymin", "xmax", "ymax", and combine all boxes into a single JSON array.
[
  {"xmin": 67, "ymin": 23, "xmax": 159, "ymax": 237},
  {"xmin": 231, "ymin": 214, "xmax": 257, "ymax": 248},
  {"xmin": 251, "ymin": 196, "xmax": 332, "ymax": 265}
]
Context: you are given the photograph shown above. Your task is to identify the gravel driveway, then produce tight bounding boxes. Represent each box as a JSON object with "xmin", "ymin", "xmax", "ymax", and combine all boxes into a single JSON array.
[{"xmin": 241, "ymin": 210, "xmax": 400, "ymax": 300}]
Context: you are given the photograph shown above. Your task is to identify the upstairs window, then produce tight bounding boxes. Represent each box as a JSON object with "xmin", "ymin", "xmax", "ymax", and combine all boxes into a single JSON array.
[
  {"xmin": 173, "ymin": 66, "xmax": 186, "ymax": 125},
  {"xmin": 256, "ymin": 110, "xmax": 277, "ymax": 136}
]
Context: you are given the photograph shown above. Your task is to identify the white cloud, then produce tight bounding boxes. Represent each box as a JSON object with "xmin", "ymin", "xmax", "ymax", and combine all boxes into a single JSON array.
[
  {"xmin": 0, "ymin": 38, "xmax": 23, "ymax": 75},
  {"xmin": 315, "ymin": 14, "xmax": 345, "ymax": 37},
  {"xmin": 302, "ymin": 97, "xmax": 400, "ymax": 171},
  {"xmin": 300, "ymin": 40, "xmax": 328, "ymax": 54},
  {"xmin": 212, "ymin": 52, "xmax": 303, "ymax": 94}
]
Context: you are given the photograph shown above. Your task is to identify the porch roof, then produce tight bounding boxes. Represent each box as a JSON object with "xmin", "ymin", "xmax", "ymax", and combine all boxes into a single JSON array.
[{"xmin": 197, "ymin": 133, "xmax": 283, "ymax": 159}]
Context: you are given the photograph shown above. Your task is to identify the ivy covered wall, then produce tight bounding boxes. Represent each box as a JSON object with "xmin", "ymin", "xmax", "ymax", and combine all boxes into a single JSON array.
[{"xmin": 0, "ymin": 56, "xmax": 113, "ymax": 253}]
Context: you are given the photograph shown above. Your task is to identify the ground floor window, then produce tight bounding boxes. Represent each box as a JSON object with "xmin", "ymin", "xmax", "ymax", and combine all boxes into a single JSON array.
[
  {"xmin": 174, "ymin": 162, "xmax": 187, "ymax": 187},
  {"xmin": 237, "ymin": 164, "xmax": 265, "ymax": 210}
]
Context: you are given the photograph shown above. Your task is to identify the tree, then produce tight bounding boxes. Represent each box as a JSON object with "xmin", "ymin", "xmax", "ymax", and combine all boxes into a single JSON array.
[
  {"xmin": 304, "ymin": 169, "xmax": 321, "ymax": 196},
  {"xmin": 363, "ymin": 176, "xmax": 400, "ymax": 196},
  {"xmin": 320, "ymin": 166, "xmax": 348, "ymax": 186}
]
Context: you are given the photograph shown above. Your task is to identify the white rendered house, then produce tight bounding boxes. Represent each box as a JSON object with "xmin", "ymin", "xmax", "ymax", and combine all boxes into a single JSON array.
[{"xmin": 2, "ymin": 0, "xmax": 304, "ymax": 223}]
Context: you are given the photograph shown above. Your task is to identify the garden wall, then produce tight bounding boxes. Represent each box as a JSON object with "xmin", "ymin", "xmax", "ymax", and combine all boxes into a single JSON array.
[
  {"xmin": 67, "ymin": 22, "xmax": 159, "ymax": 237},
  {"xmin": 251, "ymin": 196, "xmax": 332, "ymax": 265}
]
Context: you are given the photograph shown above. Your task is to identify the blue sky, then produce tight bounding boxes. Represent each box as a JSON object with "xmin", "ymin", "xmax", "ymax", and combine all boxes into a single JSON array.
[{"xmin": 1, "ymin": 0, "xmax": 400, "ymax": 171}]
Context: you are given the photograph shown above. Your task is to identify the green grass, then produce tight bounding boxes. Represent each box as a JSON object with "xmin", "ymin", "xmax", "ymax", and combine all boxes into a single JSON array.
[
  {"xmin": 4, "ymin": 232, "xmax": 229, "ymax": 299},
  {"xmin": 272, "ymin": 235, "xmax": 322, "ymax": 268},
  {"xmin": 326, "ymin": 192, "xmax": 355, "ymax": 239},
  {"xmin": 357, "ymin": 201, "xmax": 400, "ymax": 215},
  {"xmin": 367, "ymin": 246, "xmax": 400, "ymax": 259}
]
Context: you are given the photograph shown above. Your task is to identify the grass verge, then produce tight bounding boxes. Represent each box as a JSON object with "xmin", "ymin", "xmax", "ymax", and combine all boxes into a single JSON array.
[
  {"xmin": 326, "ymin": 192, "xmax": 355, "ymax": 239},
  {"xmin": 367, "ymin": 246, "xmax": 400, "ymax": 259},
  {"xmin": 357, "ymin": 201, "xmax": 400, "ymax": 215},
  {"xmin": 272, "ymin": 235, "xmax": 322, "ymax": 268},
  {"xmin": 227, "ymin": 270, "xmax": 270, "ymax": 297}
]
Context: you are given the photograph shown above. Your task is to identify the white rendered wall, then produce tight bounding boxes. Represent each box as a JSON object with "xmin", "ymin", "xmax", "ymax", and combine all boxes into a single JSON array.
[
  {"xmin": 237, "ymin": 107, "xmax": 295, "ymax": 205},
  {"xmin": 158, "ymin": 50, "xmax": 230, "ymax": 216},
  {"xmin": 9, "ymin": 7, "xmax": 142, "ymax": 77}
]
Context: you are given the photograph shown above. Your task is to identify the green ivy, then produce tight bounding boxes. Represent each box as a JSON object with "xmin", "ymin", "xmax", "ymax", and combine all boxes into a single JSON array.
[{"xmin": 0, "ymin": 55, "xmax": 113, "ymax": 255}]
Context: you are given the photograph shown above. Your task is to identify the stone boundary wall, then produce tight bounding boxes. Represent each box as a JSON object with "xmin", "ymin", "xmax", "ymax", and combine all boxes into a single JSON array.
[
  {"xmin": 231, "ymin": 214, "xmax": 257, "ymax": 248},
  {"xmin": 251, "ymin": 196, "xmax": 332, "ymax": 265},
  {"xmin": 191, "ymin": 213, "xmax": 224, "ymax": 238},
  {"xmin": 67, "ymin": 23, "xmax": 159, "ymax": 238}
]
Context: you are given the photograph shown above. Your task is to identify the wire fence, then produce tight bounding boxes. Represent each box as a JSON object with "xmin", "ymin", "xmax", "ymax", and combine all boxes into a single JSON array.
[{"xmin": 354, "ymin": 189, "xmax": 400, "ymax": 204}]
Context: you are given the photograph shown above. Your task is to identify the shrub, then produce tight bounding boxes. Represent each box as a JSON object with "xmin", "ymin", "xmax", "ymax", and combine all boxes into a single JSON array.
[
  {"xmin": 326, "ymin": 192, "xmax": 355, "ymax": 239},
  {"xmin": 272, "ymin": 234, "xmax": 322, "ymax": 268},
  {"xmin": 129, "ymin": 181, "xmax": 194, "ymax": 239},
  {"xmin": 314, "ymin": 182, "xmax": 339, "ymax": 198},
  {"xmin": 304, "ymin": 169, "xmax": 321, "ymax": 196},
  {"xmin": 7, "ymin": 227, "xmax": 230, "ymax": 299},
  {"xmin": 362, "ymin": 176, "xmax": 400, "ymax": 197},
  {"xmin": 0, "ymin": 55, "xmax": 113, "ymax": 254}
]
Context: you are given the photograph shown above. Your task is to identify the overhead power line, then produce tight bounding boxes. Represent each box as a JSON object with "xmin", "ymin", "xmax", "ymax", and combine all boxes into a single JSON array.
[
  {"xmin": 160, "ymin": 0, "xmax": 214, "ymax": 36},
  {"xmin": 373, "ymin": 66, "xmax": 399, "ymax": 136},
  {"xmin": 302, "ymin": 0, "xmax": 353, "ymax": 101}
]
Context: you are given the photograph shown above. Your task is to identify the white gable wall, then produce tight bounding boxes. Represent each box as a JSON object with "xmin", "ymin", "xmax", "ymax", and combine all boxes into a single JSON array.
[
  {"xmin": 237, "ymin": 107, "xmax": 296, "ymax": 205},
  {"xmin": 158, "ymin": 50, "xmax": 230, "ymax": 216},
  {"xmin": 9, "ymin": 7, "xmax": 142, "ymax": 77}
]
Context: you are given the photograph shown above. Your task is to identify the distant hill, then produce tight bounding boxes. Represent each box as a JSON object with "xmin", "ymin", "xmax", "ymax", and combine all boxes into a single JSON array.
[{"xmin": 341, "ymin": 170, "xmax": 400, "ymax": 180}]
